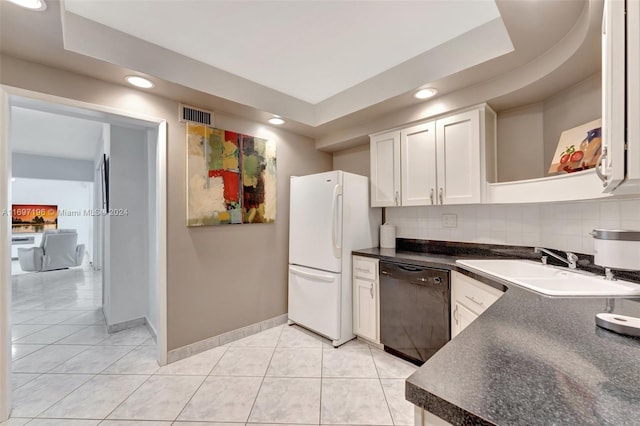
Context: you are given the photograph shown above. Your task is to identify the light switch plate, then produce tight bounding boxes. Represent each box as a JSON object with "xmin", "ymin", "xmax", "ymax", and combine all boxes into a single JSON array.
[{"xmin": 442, "ymin": 214, "xmax": 457, "ymax": 228}]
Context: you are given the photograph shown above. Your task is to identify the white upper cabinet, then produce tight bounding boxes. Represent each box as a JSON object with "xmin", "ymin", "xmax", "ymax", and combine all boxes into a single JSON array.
[
  {"xmin": 436, "ymin": 109, "xmax": 482, "ymax": 205},
  {"xmin": 488, "ymin": 0, "xmax": 639, "ymax": 203},
  {"xmin": 401, "ymin": 121, "xmax": 436, "ymax": 206},
  {"xmin": 370, "ymin": 105, "xmax": 494, "ymax": 207},
  {"xmin": 370, "ymin": 131, "xmax": 401, "ymax": 207},
  {"xmin": 600, "ymin": 0, "xmax": 640, "ymax": 194}
]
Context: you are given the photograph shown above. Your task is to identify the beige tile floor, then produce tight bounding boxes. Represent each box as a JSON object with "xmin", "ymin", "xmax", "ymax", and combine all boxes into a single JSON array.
[{"xmin": 5, "ymin": 265, "xmax": 417, "ymax": 425}]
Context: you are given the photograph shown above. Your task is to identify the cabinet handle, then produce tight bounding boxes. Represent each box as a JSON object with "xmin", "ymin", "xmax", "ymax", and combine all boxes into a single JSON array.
[
  {"xmin": 595, "ymin": 147, "xmax": 608, "ymax": 187},
  {"xmin": 370, "ymin": 282, "xmax": 374, "ymax": 298},
  {"xmin": 394, "ymin": 191, "xmax": 399, "ymax": 206},
  {"xmin": 430, "ymin": 188, "xmax": 434, "ymax": 205},
  {"xmin": 356, "ymin": 267, "xmax": 369, "ymax": 273},
  {"xmin": 439, "ymin": 188, "xmax": 443, "ymax": 204},
  {"xmin": 465, "ymin": 295, "xmax": 484, "ymax": 306},
  {"xmin": 453, "ymin": 305, "xmax": 459, "ymax": 324}
]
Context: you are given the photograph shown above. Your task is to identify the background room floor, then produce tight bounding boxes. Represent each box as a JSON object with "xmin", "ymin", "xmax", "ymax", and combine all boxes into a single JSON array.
[{"xmin": 7, "ymin": 268, "xmax": 417, "ymax": 425}]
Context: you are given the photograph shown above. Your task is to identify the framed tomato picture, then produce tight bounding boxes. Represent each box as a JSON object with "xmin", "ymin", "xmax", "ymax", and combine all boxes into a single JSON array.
[{"xmin": 548, "ymin": 119, "xmax": 602, "ymax": 175}]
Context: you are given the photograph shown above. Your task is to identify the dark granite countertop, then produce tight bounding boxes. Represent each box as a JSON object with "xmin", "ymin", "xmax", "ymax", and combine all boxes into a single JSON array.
[
  {"xmin": 354, "ymin": 245, "xmax": 640, "ymax": 426},
  {"xmin": 352, "ymin": 247, "xmax": 460, "ymax": 269}
]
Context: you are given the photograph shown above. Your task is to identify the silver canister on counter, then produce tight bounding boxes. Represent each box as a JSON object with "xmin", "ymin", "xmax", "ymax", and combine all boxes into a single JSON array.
[{"xmin": 591, "ymin": 229, "xmax": 640, "ymax": 270}]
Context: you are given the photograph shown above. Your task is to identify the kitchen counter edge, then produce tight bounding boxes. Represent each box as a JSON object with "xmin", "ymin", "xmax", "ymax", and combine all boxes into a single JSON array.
[{"xmin": 352, "ymin": 247, "xmax": 640, "ymax": 426}]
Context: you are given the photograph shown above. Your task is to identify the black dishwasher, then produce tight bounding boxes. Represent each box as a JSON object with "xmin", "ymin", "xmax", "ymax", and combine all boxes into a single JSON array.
[{"xmin": 379, "ymin": 261, "xmax": 450, "ymax": 365}]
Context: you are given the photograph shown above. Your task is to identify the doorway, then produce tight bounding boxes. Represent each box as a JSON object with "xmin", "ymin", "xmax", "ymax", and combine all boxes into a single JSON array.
[{"xmin": 0, "ymin": 86, "xmax": 168, "ymax": 420}]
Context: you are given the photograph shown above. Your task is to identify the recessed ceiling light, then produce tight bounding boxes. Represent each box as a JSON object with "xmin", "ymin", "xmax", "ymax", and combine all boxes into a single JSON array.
[
  {"xmin": 11, "ymin": 178, "xmax": 16, "ymax": 182},
  {"xmin": 268, "ymin": 117, "xmax": 285, "ymax": 125},
  {"xmin": 7, "ymin": 0, "xmax": 46, "ymax": 10},
  {"xmin": 125, "ymin": 75, "xmax": 155, "ymax": 89},
  {"xmin": 414, "ymin": 88, "xmax": 438, "ymax": 99}
]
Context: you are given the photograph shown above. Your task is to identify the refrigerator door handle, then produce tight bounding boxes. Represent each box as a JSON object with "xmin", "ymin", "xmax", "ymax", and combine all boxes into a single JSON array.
[
  {"xmin": 290, "ymin": 266, "xmax": 335, "ymax": 282},
  {"xmin": 331, "ymin": 184, "xmax": 343, "ymax": 259}
]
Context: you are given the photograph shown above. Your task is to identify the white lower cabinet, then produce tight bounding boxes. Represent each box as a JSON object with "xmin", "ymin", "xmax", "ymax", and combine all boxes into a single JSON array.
[
  {"xmin": 414, "ymin": 406, "xmax": 453, "ymax": 426},
  {"xmin": 352, "ymin": 255, "xmax": 380, "ymax": 343},
  {"xmin": 451, "ymin": 270, "xmax": 503, "ymax": 338},
  {"xmin": 452, "ymin": 300, "xmax": 477, "ymax": 337}
]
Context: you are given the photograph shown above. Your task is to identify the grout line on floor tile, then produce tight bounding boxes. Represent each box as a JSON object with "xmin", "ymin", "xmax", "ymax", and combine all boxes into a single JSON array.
[
  {"xmin": 169, "ymin": 333, "xmax": 252, "ymax": 422},
  {"xmin": 92, "ymin": 346, "xmax": 139, "ymax": 376},
  {"xmin": 371, "ymin": 346, "xmax": 397, "ymax": 426},
  {"xmin": 101, "ymin": 373, "xmax": 156, "ymax": 422},
  {"xmin": 244, "ymin": 324, "xmax": 286, "ymax": 423},
  {"xmin": 11, "ymin": 372, "xmax": 43, "ymax": 392},
  {"xmin": 11, "ymin": 345, "xmax": 48, "ymax": 362},
  {"xmin": 204, "ymin": 345, "xmax": 230, "ymax": 376},
  {"xmin": 31, "ymin": 373, "xmax": 97, "ymax": 419},
  {"xmin": 40, "ymin": 343, "xmax": 96, "ymax": 375},
  {"xmin": 172, "ymin": 355, "xmax": 225, "ymax": 422}
]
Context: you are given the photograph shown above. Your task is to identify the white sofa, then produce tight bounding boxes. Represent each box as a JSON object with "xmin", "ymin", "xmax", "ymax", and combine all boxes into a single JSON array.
[{"xmin": 18, "ymin": 229, "xmax": 85, "ymax": 272}]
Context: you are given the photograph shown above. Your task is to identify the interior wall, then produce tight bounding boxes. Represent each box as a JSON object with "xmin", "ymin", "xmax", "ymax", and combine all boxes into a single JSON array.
[
  {"xmin": 12, "ymin": 153, "xmax": 94, "ymax": 182},
  {"xmin": 332, "ymin": 144, "xmax": 370, "ymax": 177},
  {"xmin": 11, "ymin": 177, "xmax": 93, "ymax": 261},
  {"xmin": 105, "ymin": 125, "xmax": 149, "ymax": 326},
  {"xmin": 496, "ymin": 103, "xmax": 544, "ymax": 182},
  {"xmin": 173, "ymin": 114, "xmax": 332, "ymax": 349},
  {"xmin": 495, "ymin": 73, "xmax": 601, "ymax": 182},
  {"xmin": 0, "ymin": 55, "xmax": 333, "ymax": 350}
]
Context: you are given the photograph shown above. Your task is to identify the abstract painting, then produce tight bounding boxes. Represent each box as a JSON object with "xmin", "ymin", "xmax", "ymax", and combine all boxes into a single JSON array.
[{"xmin": 187, "ymin": 123, "xmax": 276, "ymax": 226}]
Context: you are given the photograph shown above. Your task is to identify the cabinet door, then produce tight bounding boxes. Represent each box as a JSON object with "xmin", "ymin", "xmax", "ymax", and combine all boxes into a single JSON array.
[
  {"xmin": 451, "ymin": 300, "xmax": 478, "ymax": 338},
  {"xmin": 600, "ymin": 0, "xmax": 626, "ymax": 192},
  {"xmin": 435, "ymin": 110, "xmax": 481, "ymax": 204},
  {"xmin": 626, "ymin": 0, "xmax": 640, "ymax": 191},
  {"xmin": 370, "ymin": 131, "xmax": 401, "ymax": 207},
  {"xmin": 401, "ymin": 122, "xmax": 437, "ymax": 206},
  {"xmin": 353, "ymin": 277, "xmax": 377, "ymax": 342}
]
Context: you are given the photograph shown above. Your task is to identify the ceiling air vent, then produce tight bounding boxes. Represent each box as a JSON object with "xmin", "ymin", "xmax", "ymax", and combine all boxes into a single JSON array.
[{"xmin": 179, "ymin": 104, "xmax": 213, "ymax": 126}]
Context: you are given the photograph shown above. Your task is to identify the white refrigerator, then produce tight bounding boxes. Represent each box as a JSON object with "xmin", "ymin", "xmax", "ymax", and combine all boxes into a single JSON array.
[{"xmin": 288, "ymin": 170, "xmax": 380, "ymax": 347}]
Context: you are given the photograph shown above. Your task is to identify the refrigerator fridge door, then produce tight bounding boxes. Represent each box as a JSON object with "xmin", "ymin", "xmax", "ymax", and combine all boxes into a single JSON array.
[
  {"xmin": 289, "ymin": 171, "xmax": 343, "ymax": 273},
  {"xmin": 288, "ymin": 265, "xmax": 341, "ymax": 340}
]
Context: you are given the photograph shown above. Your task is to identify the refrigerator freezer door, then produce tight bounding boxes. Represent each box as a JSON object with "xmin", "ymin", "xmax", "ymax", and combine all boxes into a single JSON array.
[
  {"xmin": 289, "ymin": 171, "xmax": 343, "ymax": 273},
  {"xmin": 288, "ymin": 265, "xmax": 341, "ymax": 340}
]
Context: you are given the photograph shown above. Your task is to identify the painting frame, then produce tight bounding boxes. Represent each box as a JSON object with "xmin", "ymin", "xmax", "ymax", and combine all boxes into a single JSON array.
[
  {"xmin": 186, "ymin": 123, "xmax": 276, "ymax": 226},
  {"xmin": 12, "ymin": 204, "xmax": 58, "ymax": 234}
]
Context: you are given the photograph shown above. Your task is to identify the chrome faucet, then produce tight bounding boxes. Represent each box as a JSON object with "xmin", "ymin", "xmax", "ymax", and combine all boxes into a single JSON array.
[
  {"xmin": 604, "ymin": 267, "xmax": 617, "ymax": 281},
  {"xmin": 534, "ymin": 247, "xmax": 578, "ymax": 269}
]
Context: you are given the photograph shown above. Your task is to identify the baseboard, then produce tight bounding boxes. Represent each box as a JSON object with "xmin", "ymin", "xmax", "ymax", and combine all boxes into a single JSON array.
[
  {"xmin": 107, "ymin": 317, "xmax": 145, "ymax": 334},
  {"xmin": 102, "ymin": 306, "xmax": 110, "ymax": 328},
  {"xmin": 357, "ymin": 336, "xmax": 383, "ymax": 350},
  {"xmin": 144, "ymin": 316, "xmax": 158, "ymax": 343},
  {"xmin": 167, "ymin": 313, "xmax": 288, "ymax": 364}
]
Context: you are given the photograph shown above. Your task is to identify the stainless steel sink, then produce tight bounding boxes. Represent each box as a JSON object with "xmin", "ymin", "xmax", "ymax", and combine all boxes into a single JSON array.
[{"xmin": 456, "ymin": 259, "xmax": 640, "ymax": 297}]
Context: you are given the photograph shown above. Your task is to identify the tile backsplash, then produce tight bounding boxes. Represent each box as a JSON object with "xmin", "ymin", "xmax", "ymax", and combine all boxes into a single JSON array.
[{"xmin": 385, "ymin": 198, "xmax": 640, "ymax": 255}]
